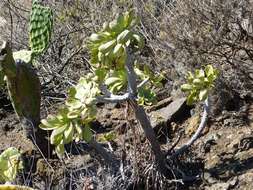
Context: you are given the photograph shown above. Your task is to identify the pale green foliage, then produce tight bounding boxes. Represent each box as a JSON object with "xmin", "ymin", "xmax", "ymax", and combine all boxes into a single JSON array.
[
  {"xmin": 87, "ymin": 10, "xmax": 144, "ymax": 93},
  {"xmin": 181, "ymin": 65, "xmax": 219, "ymax": 105},
  {"xmin": 0, "ymin": 184, "xmax": 34, "ymax": 190},
  {"xmin": 40, "ymin": 9, "xmax": 164, "ymax": 156},
  {"xmin": 0, "ymin": 147, "xmax": 22, "ymax": 183},
  {"xmin": 97, "ymin": 131, "xmax": 117, "ymax": 143},
  {"xmin": 138, "ymin": 87, "xmax": 157, "ymax": 106},
  {"xmin": 87, "ymin": 9, "xmax": 163, "ymax": 102},
  {"xmin": 135, "ymin": 64, "xmax": 164, "ymax": 105},
  {"xmin": 104, "ymin": 70, "xmax": 127, "ymax": 93},
  {"xmin": 87, "ymin": 9, "xmax": 143, "ymax": 68},
  {"xmin": 13, "ymin": 50, "xmax": 33, "ymax": 63},
  {"xmin": 29, "ymin": 0, "xmax": 53, "ymax": 57},
  {"xmin": 40, "ymin": 74, "xmax": 100, "ymax": 156}
]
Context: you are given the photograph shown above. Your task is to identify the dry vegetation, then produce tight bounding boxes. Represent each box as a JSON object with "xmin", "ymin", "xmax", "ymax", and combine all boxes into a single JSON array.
[{"xmin": 0, "ymin": 0, "xmax": 253, "ymax": 189}]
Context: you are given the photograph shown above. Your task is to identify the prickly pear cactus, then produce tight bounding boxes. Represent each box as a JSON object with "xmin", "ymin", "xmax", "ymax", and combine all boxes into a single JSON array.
[
  {"xmin": 0, "ymin": 42, "xmax": 49, "ymax": 156},
  {"xmin": 29, "ymin": 0, "xmax": 53, "ymax": 56},
  {"xmin": 0, "ymin": 1, "xmax": 53, "ymax": 157},
  {"xmin": 12, "ymin": 0, "xmax": 53, "ymax": 64},
  {"xmin": 0, "ymin": 42, "xmax": 41, "ymax": 131}
]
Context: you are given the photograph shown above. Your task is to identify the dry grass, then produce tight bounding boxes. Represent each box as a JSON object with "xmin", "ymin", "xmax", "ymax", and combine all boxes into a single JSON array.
[{"xmin": 1, "ymin": 0, "xmax": 253, "ymax": 189}]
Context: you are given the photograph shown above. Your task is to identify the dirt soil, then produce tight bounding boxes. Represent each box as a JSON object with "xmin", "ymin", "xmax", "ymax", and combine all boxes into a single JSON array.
[{"xmin": 1, "ymin": 90, "xmax": 253, "ymax": 189}]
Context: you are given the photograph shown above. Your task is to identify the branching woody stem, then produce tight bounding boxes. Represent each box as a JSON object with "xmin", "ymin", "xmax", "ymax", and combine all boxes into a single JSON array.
[
  {"xmin": 89, "ymin": 138, "xmax": 119, "ymax": 168},
  {"xmin": 170, "ymin": 97, "xmax": 210, "ymax": 158},
  {"xmin": 125, "ymin": 48, "xmax": 169, "ymax": 175},
  {"xmin": 96, "ymin": 93, "xmax": 130, "ymax": 103}
]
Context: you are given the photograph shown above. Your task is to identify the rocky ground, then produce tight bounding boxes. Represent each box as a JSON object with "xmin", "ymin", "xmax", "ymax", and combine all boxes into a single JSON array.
[
  {"xmin": 1, "ymin": 0, "xmax": 253, "ymax": 189},
  {"xmin": 0, "ymin": 89, "xmax": 253, "ymax": 189}
]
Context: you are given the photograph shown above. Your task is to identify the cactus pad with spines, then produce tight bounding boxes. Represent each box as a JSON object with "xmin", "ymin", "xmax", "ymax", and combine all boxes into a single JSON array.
[
  {"xmin": 29, "ymin": 0, "xmax": 53, "ymax": 56},
  {"xmin": 0, "ymin": 42, "xmax": 50, "ymax": 156},
  {"xmin": 0, "ymin": 42, "xmax": 41, "ymax": 133}
]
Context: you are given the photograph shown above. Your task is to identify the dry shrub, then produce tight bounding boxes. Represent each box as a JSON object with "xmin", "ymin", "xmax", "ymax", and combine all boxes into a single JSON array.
[{"xmin": 162, "ymin": 0, "xmax": 253, "ymax": 113}]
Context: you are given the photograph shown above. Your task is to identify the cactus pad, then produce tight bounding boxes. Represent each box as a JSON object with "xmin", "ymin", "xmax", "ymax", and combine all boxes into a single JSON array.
[{"xmin": 29, "ymin": 0, "xmax": 53, "ymax": 56}]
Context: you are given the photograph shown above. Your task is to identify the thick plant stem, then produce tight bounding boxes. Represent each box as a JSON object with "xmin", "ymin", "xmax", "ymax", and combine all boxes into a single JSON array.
[
  {"xmin": 171, "ymin": 97, "xmax": 210, "ymax": 158},
  {"xmin": 129, "ymin": 100, "xmax": 169, "ymax": 175},
  {"xmin": 89, "ymin": 138, "xmax": 119, "ymax": 168},
  {"xmin": 125, "ymin": 49, "xmax": 169, "ymax": 175}
]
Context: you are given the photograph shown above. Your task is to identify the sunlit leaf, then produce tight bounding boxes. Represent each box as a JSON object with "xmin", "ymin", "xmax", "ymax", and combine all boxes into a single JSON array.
[
  {"xmin": 199, "ymin": 89, "xmax": 208, "ymax": 101},
  {"xmin": 63, "ymin": 123, "xmax": 74, "ymax": 144},
  {"xmin": 13, "ymin": 50, "xmax": 33, "ymax": 63},
  {"xmin": 55, "ymin": 141, "xmax": 65, "ymax": 156},
  {"xmin": 181, "ymin": 84, "xmax": 193, "ymax": 92},
  {"xmin": 50, "ymin": 125, "xmax": 68, "ymax": 144},
  {"xmin": 0, "ymin": 147, "xmax": 22, "ymax": 182},
  {"xmin": 182, "ymin": 65, "xmax": 218, "ymax": 104},
  {"xmin": 138, "ymin": 87, "xmax": 157, "ymax": 106}
]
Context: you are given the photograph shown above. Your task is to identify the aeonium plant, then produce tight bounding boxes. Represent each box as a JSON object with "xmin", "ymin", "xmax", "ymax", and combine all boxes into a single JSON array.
[
  {"xmin": 40, "ymin": 74, "xmax": 100, "ymax": 155},
  {"xmin": 0, "ymin": 0, "xmax": 53, "ymax": 157},
  {"xmin": 169, "ymin": 65, "xmax": 218, "ymax": 158},
  {"xmin": 181, "ymin": 64, "xmax": 219, "ymax": 105},
  {"xmin": 0, "ymin": 147, "xmax": 22, "ymax": 183},
  {"xmin": 0, "ymin": 147, "xmax": 34, "ymax": 189},
  {"xmin": 40, "ymin": 10, "xmax": 164, "ymax": 157}
]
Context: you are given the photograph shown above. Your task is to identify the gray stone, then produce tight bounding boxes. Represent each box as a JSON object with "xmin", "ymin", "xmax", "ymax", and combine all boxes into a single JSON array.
[{"xmin": 150, "ymin": 97, "xmax": 188, "ymax": 129}]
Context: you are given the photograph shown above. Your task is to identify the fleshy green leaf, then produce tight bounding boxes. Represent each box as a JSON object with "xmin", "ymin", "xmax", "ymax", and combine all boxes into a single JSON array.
[
  {"xmin": 182, "ymin": 65, "xmax": 218, "ymax": 104},
  {"xmin": 195, "ymin": 69, "xmax": 205, "ymax": 78},
  {"xmin": 95, "ymin": 68, "xmax": 107, "ymax": 82},
  {"xmin": 63, "ymin": 123, "xmax": 74, "ymax": 144},
  {"xmin": 50, "ymin": 124, "xmax": 68, "ymax": 144},
  {"xmin": 117, "ymin": 29, "xmax": 131, "ymax": 44},
  {"xmin": 98, "ymin": 40, "xmax": 116, "ymax": 54},
  {"xmin": 55, "ymin": 141, "xmax": 65, "ymax": 156},
  {"xmin": 13, "ymin": 50, "xmax": 33, "ymax": 63},
  {"xmin": 113, "ymin": 43, "xmax": 124, "ymax": 56},
  {"xmin": 181, "ymin": 84, "xmax": 193, "ymax": 92},
  {"xmin": 186, "ymin": 92, "xmax": 196, "ymax": 105},
  {"xmin": 40, "ymin": 116, "xmax": 61, "ymax": 130},
  {"xmin": 205, "ymin": 65, "xmax": 214, "ymax": 77},
  {"xmin": 199, "ymin": 89, "xmax": 208, "ymax": 101},
  {"xmin": 0, "ymin": 147, "xmax": 22, "ymax": 182},
  {"xmin": 83, "ymin": 125, "xmax": 92, "ymax": 142},
  {"xmin": 87, "ymin": 9, "xmax": 143, "ymax": 70},
  {"xmin": 132, "ymin": 33, "xmax": 144, "ymax": 49},
  {"xmin": 105, "ymin": 77, "xmax": 121, "ymax": 86},
  {"xmin": 138, "ymin": 87, "xmax": 157, "ymax": 106}
]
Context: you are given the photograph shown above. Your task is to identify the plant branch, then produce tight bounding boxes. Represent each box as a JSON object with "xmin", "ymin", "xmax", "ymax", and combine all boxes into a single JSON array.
[
  {"xmin": 96, "ymin": 93, "xmax": 130, "ymax": 103},
  {"xmin": 42, "ymin": 46, "xmax": 83, "ymax": 87},
  {"xmin": 125, "ymin": 48, "xmax": 137, "ymax": 96},
  {"xmin": 137, "ymin": 78, "xmax": 149, "ymax": 89},
  {"xmin": 170, "ymin": 97, "xmax": 210, "ymax": 158},
  {"xmin": 89, "ymin": 138, "xmax": 119, "ymax": 168},
  {"xmin": 124, "ymin": 48, "xmax": 169, "ymax": 175}
]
